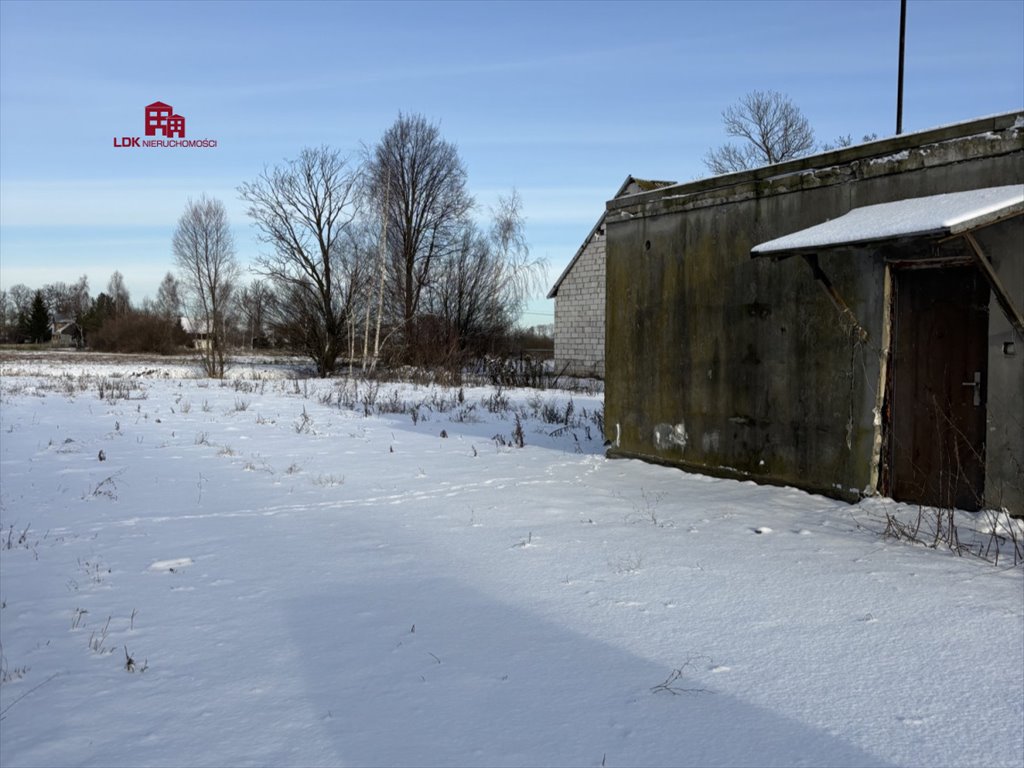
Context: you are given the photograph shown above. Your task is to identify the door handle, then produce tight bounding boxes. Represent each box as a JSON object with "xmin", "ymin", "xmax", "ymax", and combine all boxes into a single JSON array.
[{"xmin": 961, "ymin": 371, "xmax": 981, "ymax": 406}]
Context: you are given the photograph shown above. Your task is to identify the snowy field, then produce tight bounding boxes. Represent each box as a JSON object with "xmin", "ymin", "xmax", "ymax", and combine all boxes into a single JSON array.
[{"xmin": 1, "ymin": 352, "xmax": 1021, "ymax": 768}]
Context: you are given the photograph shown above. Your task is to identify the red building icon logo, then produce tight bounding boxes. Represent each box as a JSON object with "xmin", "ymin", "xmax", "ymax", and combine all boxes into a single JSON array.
[
  {"xmin": 144, "ymin": 101, "xmax": 186, "ymax": 138},
  {"xmin": 114, "ymin": 101, "xmax": 215, "ymax": 149}
]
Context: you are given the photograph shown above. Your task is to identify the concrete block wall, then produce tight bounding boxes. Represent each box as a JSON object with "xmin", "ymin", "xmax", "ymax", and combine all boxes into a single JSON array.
[{"xmin": 553, "ymin": 230, "xmax": 606, "ymax": 378}]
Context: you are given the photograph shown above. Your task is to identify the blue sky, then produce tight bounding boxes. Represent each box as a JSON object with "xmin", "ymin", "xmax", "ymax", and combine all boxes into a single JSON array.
[{"xmin": 1, "ymin": 0, "xmax": 1022, "ymax": 325}]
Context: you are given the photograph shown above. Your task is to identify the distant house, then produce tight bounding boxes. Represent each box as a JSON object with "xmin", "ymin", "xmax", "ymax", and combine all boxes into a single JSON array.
[
  {"xmin": 547, "ymin": 176, "xmax": 675, "ymax": 378},
  {"xmin": 179, "ymin": 316, "xmax": 212, "ymax": 350},
  {"xmin": 50, "ymin": 318, "xmax": 82, "ymax": 348},
  {"xmin": 604, "ymin": 112, "xmax": 1023, "ymax": 514}
]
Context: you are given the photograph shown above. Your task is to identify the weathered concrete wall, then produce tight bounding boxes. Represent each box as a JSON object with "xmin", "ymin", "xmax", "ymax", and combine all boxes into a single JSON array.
[
  {"xmin": 605, "ymin": 112, "xmax": 1023, "ymax": 506},
  {"xmin": 553, "ymin": 229, "xmax": 606, "ymax": 378},
  {"xmin": 979, "ymin": 218, "xmax": 1024, "ymax": 513}
]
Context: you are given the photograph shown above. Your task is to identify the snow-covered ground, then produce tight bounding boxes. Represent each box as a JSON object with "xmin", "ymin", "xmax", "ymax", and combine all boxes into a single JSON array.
[{"xmin": 1, "ymin": 353, "xmax": 1021, "ymax": 768}]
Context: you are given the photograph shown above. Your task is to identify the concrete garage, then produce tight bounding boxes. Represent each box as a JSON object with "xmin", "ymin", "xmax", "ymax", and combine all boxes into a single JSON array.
[{"xmin": 603, "ymin": 112, "xmax": 1023, "ymax": 514}]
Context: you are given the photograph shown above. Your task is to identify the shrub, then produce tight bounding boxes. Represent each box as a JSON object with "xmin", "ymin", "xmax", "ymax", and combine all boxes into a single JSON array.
[{"xmin": 89, "ymin": 312, "xmax": 188, "ymax": 354}]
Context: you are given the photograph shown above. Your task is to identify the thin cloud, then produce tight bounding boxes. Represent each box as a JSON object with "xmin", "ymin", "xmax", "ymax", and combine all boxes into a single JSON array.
[{"xmin": 1, "ymin": 179, "xmax": 247, "ymax": 228}]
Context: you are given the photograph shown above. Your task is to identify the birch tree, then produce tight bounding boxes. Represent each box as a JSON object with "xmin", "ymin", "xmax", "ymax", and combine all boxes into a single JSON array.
[
  {"xmin": 173, "ymin": 195, "xmax": 240, "ymax": 377},
  {"xmin": 106, "ymin": 271, "xmax": 132, "ymax": 318}
]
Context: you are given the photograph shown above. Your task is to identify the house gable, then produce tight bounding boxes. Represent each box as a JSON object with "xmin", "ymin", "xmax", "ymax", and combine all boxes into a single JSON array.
[{"xmin": 549, "ymin": 176, "xmax": 674, "ymax": 378}]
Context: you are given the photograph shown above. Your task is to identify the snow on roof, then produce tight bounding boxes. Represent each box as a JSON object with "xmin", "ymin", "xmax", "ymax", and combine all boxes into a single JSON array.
[
  {"xmin": 179, "ymin": 316, "xmax": 210, "ymax": 335},
  {"xmin": 751, "ymin": 184, "xmax": 1024, "ymax": 257}
]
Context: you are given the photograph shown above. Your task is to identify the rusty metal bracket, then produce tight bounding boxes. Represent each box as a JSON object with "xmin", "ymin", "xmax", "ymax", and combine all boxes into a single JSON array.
[
  {"xmin": 962, "ymin": 232, "xmax": 1024, "ymax": 340},
  {"xmin": 801, "ymin": 254, "xmax": 870, "ymax": 343}
]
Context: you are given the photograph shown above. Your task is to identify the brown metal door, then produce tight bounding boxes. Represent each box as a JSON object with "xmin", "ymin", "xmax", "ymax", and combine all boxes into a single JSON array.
[{"xmin": 890, "ymin": 266, "xmax": 989, "ymax": 510}]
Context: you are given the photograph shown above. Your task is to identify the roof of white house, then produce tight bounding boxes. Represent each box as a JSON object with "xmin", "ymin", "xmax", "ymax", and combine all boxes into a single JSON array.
[
  {"xmin": 52, "ymin": 319, "xmax": 79, "ymax": 333},
  {"xmin": 751, "ymin": 184, "xmax": 1024, "ymax": 258},
  {"xmin": 179, "ymin": 317, "xmax": 211, "ymax": 335}
]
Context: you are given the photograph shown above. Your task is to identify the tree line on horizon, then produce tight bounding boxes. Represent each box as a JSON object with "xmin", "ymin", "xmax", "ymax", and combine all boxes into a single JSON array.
[
  {"xmin": 0, "ymin": 113, "xmax": 551, "ymax": 378},
  {"xmin": 3, "ymin": 93, "xmax": 862, "ymax": 375}
]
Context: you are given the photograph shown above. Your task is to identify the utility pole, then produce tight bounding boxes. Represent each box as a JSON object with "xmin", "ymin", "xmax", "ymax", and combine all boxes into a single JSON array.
[{"xmin": 896, "ymin": 0, "xmax": 907, "ymax": 135}]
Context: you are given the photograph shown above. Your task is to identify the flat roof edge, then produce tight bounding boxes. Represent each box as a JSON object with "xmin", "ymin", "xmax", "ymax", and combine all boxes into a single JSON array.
[{"xmin": 608, "ymin": 110, "xmax": 1024, "ymax": 216}]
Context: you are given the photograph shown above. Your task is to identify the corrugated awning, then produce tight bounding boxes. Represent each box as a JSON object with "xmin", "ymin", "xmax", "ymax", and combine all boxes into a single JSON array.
[{"xmin": 750, "ymin": 185, "xmax": 1024, "ymax": 259}]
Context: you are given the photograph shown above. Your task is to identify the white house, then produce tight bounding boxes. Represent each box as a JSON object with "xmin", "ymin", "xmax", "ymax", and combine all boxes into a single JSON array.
[{"xmin": 547, "ymin": 176, "xmax": 675, "ymax": 378}]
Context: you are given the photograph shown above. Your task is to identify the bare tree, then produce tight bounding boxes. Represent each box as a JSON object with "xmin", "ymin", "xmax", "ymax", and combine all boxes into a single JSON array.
[
  {"xmin": 487, "ymin": 190, "xmax": 547, "ymax": 324},
  {"xmin": 820, "ymin": 132, "xmax": 881, "ymax": 152},
  {"xmin": 107, "ymin": 271, "xmax": 132, "ymax": 317},
  {"xmin": 320, "ymin": 217, "xmax": 378, "ymax": 371},
  {"xmin": 152, "ymin": 271, "xmax": 185, "ymax": 350},
  {"xmin": 69, "ymin": 276, "xmax": 90, "ymax": 321},
  {"xmin": 41, "ymin": 275, "xmax": 89, "ymax": 324},
  {"xmin": 173, "ymin": 195, "xmax": 240, "ymax": 377},
  {"xmin": 703, "ymin": 90, "xmax": 816, "ymax": 174},
  {"xmin": 366, "ymin": 113, "xmax": 474, "ymax": 355},
  {"xmin": 238, "ymin": 146, "xmax": 361, "ymax": 377},
  {"xmin": 155, "ymin": 272, "xmax": 182, "ymax": 322},
  {"xmin": 235, "ymin": 278, "xmax": 275, "ymax": 349},
  {"xmin": 5, "ymin": 285, "xmax": 33, "ymax": 343},
  {"xmin": 432, "ymin": 226, "xmax": 501, "ymax": 361},
  {"xmin": 6, "ymin": 284, "xmax": 32, "ymax": 321},
  {"xmin": 42, "ymin": 282, "xmax": 72, "ymax": 318},
  {"xmin": 0, "ymin": 288, "xmax": 8, "ymax": 342},
  {"xmin": 430, "ymin": 190, "xmax": 546, "ymax": 363}
]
